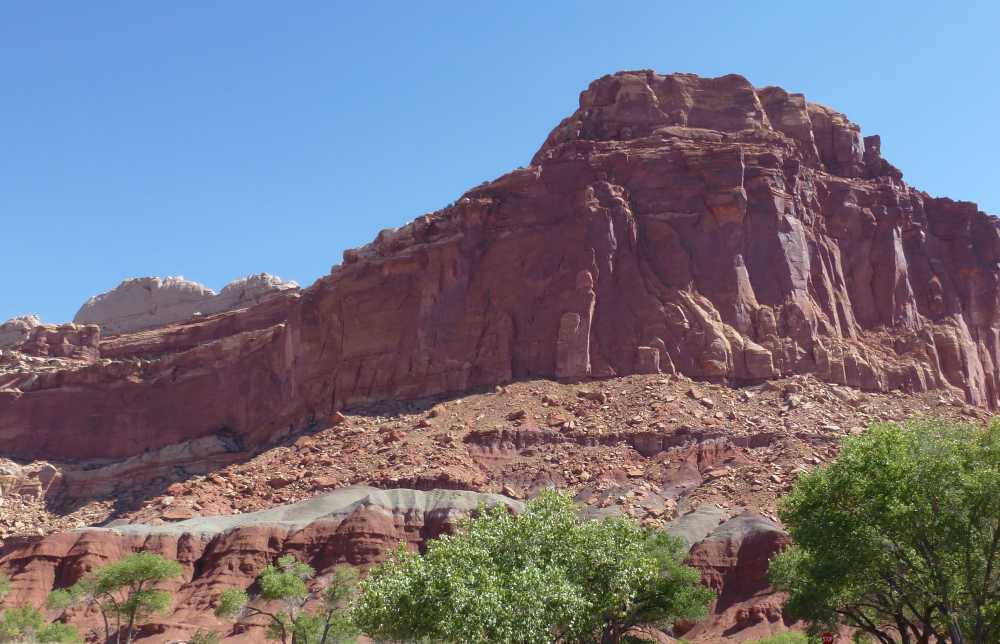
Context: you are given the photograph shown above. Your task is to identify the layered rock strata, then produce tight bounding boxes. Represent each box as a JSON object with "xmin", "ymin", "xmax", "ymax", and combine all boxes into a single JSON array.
[
  {"xmin": 0, "ymin": 486, "xmax": 781, "ymax": 643},
  {"xmin": 1, "ymin": 70, "xmax": 997, "ymax": 464}
]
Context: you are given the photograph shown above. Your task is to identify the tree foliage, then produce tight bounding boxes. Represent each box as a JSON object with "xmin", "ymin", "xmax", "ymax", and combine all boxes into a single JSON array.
[
  {"xmin": 0, "ymin": 604, "xmax": 82, "ymax": 643},
  {"xmin": 187, "ymin": 629, "xmax": 220, "ymax": 644},
  {"xmin": 47, "ymin": 551, "xmax": 182, "ymax": 644},
  {"xmin": 0, "ymin": 606, "xmax": 44, "ymax": 641},
  {"xmin": 215, "ymin": 555, "xmax": 357, "ymax": 644},
  {"xmin": 353, "ymin": 489, "xmax": 712, "ymax": 643},
  {"xmin": 310, "ymin": 566, "xmax": 360, "ymax": 644},
  {"xmin": 770, "ymin": 419, "xmax": 1000, "ymax": 644},
  {"xmin": 0, "ymin": 574, "xmax": 81, "ymax": 644}
]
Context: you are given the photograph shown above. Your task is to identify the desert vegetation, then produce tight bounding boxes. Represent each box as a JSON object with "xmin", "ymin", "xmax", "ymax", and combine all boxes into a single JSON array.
[
  {"xmin": 215, "ymin": 556, "xmax": 358, "ymax": 644},
  {"xmin": 770, "ymin": 419, "xmax": 1000, "ymax": 644},
  {"xmin": 0, "ymin": 575, "xmax": 80, "ymax": 643},
  {"xmin": 351, "ymin": 489, "xmax": 712, "ymax": 643},
  {"xmin": 210, "ymin": 490, "xmax": 711, "ymax": 644},
  {"xmin": 47, "ymin": 552, "xmax": 182, "ymax": 644}
]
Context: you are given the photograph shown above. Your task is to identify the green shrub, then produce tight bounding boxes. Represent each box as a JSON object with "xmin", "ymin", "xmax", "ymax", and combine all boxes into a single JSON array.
[
  {"xmin": 0, "ymin": 604, "xmax": 82, "ymax": 643},
  {"xmin": 189, "ymin": 628, "xmax": 221, "ymax": 644}
]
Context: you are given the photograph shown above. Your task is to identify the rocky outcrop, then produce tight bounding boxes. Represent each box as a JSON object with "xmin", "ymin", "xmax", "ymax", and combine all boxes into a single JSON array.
[
  {"xmin": 73, "ymin": 273, "xmax": 299, "ymax": 336},
  {"xmin": 0, "ymin": 316, "xmax": 41, "ymax": 349},
  {"xmin": 17, "ymin": 323, "xmax": 101, "ymax": 361},
  {"xmin": 0, "ymin": 487, "xmax": 521, "ymax": 640},
  {"xmin": 2, "ymin": 70, "xmax": 999, "ymax": 465},
  {"xmin": 683, "ymin": 512, "xmax": 792, "ymax": 640},
  {"xmin": 0, "ymin": 486, "xmax": 784, "ymax": 642},
  {"xmin": 0, "ymin": 293, "xmax": 301, "ymax": 460},
  {"xmin": 0, "ymin": 460, "xmax": 62, "ymax": 502}
]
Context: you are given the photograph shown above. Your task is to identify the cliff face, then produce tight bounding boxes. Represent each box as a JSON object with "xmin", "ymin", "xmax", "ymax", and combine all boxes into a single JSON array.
[{"xmin": 2, "ymin": 70, "xmax": 999, "ymax": 463}]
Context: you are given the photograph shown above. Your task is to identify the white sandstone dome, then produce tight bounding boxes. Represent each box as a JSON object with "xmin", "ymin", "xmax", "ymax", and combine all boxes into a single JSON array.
[{"xmin": 73, "ymin": 273, "xmax": 298, "ymax": 335}]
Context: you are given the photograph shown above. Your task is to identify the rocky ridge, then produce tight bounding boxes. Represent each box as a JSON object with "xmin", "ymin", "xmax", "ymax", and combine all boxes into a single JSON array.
[
  {"xmin": 0, "ymin": 315, "xmax": 42, "ymax": 349},
  {"xmin": 2, "ymin": 70, "xmax": 999, "ymax": 467},
  {"xmin": 0, "ymin": 69, "xmax": 998, "ymax": 641}
]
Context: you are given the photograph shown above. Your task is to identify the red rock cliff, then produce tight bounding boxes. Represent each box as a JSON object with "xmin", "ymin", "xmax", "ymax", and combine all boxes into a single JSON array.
[{"xmin": 2, "ymin": 70, "xmax": 999, "ymax": 461}]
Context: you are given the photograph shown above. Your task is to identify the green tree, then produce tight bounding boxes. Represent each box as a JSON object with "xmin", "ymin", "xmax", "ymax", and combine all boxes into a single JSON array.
[
  {"xmin": 187, "ymin": 628, "xmax": 221, "ymax": 644},
  {"xmin": 47, "ymin": 552, "xmax": 182, "ymax": 644},
  {"xmin": 312, "ymin": 566, "xmax": 359, "ymax": 644},
  {"xmin": 0, "ymin": 606, "xmax": 43, "ymax": 641},
  {"xmin": 35, "ymin": 621, "xmax": 84, "ymax": 643},
  {"xmin": 353, "ymin": 490, "xmax": 712, "ymax": 643},
  {"xmin": 0, "ymin": 574, "xmax": 81, "ymax": 644},
  {"xmin": 215, "ymin": 555, "xmax": 357, "ymax": 644},
  {"xmin": 0, "ymin": 604, "xmax": 82, "ymax": 643},
  {"xmin": 770, "ymin": 419, "xmax": 1000, "ymax": 644}
]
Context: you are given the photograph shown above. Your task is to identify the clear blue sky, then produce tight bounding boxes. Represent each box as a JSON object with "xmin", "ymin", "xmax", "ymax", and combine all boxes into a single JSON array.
[{"xmin": 2, "ymin": 1, "xmax": 998, "ymax": 323}]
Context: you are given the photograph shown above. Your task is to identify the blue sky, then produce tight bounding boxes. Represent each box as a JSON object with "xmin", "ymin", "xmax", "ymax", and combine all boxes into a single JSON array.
[{"xmin": 2, "ymin": 1, "xmax": 998, "ymax": 323}]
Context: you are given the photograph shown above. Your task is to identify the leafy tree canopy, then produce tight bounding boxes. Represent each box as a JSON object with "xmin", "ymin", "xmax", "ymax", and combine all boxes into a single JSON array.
[
  {"xmin": 47, "ymin": 551, "xmax": 182, "ymax": 644},
  {"xmin": 0, "ymin": 605, "xmax": 44, "ymax": 641},
  {"xmin": 353, "ymin": 489, "xmax": 712, "ymax": 643},
  {"xmin": 216, "ymin": 556, "xmax": 357, "ymax": 644},
  {"xmin": 0, "ymin": 604, "xmax": 82, "ymax": 643},
  {"xmin": 770, "ymin": 419, "xmax": 1000, "ymax": 644}
]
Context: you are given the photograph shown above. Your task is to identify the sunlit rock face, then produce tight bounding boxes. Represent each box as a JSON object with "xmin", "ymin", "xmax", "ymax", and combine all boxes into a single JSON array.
[{"xmin": 2, "ymin": 70, "xmax": 1000, "ymax": 464}]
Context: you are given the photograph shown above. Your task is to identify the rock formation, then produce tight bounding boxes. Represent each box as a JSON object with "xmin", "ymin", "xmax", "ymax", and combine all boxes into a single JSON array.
[
  {"xmin": 0, "ymin": 485, "xmax": 783, "ymax": 642},
  {"xmin": 73, "ymin": 273, "xmax": 299, "ymax": 336},
  {"xmin": 0, "ymin": 459, "xmax": 62, "ymax": 503},
  {"xmin": 1, "ymin": 70, "xmax": 997, "ymax": 464},
  {"xmin": 0, "ymin": 315, "xmax": 41, "ymax": 349},
  {"xmin": 684, "ymin": 512, "xmax": 792, "ymax": 640},
  {"xmin": 0, "ymin": 488, "xmax": 521, "ymax": 641},
  {"xmin": 0, "ymin": 69, "xmax": 998, "ymax": 641}
]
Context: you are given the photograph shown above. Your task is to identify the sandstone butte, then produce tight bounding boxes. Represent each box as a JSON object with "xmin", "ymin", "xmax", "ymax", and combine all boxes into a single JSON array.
[{"xmin": 0, "ymin": 69, "xmax": 997, "ymax": 642}]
